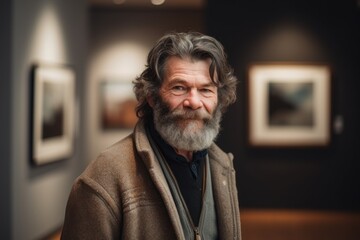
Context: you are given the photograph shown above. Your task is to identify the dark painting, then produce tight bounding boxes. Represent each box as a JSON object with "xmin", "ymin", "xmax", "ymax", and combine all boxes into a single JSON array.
[
  {"xmin": 41, "ymin": 81, "xmax": 65, "ymax": 139},
  {"xmin": 268, "ymin": 81, "xmax": 314, "ymax": 127}
]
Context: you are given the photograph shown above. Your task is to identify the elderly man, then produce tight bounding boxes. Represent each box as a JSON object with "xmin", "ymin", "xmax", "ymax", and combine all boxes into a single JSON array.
[{"xmin": 61, "ymin": 32, "xmax": 241, "ymax": 240}]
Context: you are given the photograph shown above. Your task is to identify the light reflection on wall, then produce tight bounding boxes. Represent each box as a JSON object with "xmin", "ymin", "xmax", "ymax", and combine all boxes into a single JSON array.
[
  {"xmin": 90, "ymin": 42, "xmax": 148, "ymax": 80},
  {"xmin": 31, "ymin": 4, "xmax": 66, "ymax": 63}
]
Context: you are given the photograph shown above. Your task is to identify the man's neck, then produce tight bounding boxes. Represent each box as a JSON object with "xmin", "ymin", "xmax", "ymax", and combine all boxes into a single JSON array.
[{"xmin": 174, "ymin": 148, "xmax": 193, "ymax": 162}]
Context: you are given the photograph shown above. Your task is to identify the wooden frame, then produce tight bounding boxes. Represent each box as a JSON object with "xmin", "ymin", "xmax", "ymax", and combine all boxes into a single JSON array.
[
  {"xmin": 31, "ymin": 64, "xmax": 75, "ymax": 165},
  {"xmin": 100, "ymin": 81, "xmax": 138, "ymax": 129},
  {"xmin": 248, "ymin": 63, "xmax": 331, "ymax": 147}
]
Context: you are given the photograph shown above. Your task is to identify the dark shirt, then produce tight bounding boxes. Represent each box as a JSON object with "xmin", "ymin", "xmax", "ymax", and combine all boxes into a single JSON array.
[{"xmin": 146, "ymin": 120, "xmax": 207, "ymax": 225}]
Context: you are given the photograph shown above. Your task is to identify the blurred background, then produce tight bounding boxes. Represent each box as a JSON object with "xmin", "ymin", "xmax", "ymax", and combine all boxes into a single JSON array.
[{"xmin": 1, "ymin": 0, "xmax": 359, "ymax": 239}]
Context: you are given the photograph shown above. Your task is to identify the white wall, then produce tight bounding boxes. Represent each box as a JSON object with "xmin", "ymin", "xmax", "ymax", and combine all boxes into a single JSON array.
[
  {"xmin": 86, "ymin": 8, "xmax": 205, "ymax": 163},
  {"xmin": 11, "ymin": 0, "xmax": 87, "ymax": 239}
]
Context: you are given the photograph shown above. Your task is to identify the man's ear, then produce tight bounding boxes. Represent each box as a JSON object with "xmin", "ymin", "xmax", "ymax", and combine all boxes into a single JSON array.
[{"xmin": 147, "ymin": 96, "xmax": 154, "ymax": 108}]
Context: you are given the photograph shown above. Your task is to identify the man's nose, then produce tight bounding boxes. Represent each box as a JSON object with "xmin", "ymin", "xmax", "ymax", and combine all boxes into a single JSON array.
[{"xmin": 183, "ymin": 89, "xmax": 203, "ymax": 109}]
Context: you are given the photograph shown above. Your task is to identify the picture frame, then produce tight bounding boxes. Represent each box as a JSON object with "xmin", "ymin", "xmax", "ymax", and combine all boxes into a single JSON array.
[
  {"xmin": 30, "ymin": 64, "xmax": 75, "ymax": 165},
  {"xmin": 100, "ymin": 81, "xmax": 138, "ymax": 130},
  {"xmin": 247, "ymin": 63, "xmax": 331, "ymax": 147}
]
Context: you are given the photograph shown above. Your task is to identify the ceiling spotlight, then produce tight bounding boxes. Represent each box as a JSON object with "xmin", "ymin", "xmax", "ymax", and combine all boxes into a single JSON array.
[{"xmin": 151, "ymin": 0, "xmax": 165, "ymax": 6}]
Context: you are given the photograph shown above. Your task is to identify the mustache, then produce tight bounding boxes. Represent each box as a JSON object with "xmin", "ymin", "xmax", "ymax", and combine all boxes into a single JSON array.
[
  {"xmin": 170, "ymin": 108, "xmax": 212, "ymax": 120},
  {"xmin": 155, "ymin": 97, "xmax": 213, "ymax": 120}
]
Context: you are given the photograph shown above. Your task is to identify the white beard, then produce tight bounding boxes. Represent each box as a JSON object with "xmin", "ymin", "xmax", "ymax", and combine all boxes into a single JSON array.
[{"xmin": 152, "ymin": 99, "xmax": 222, "ymax": 151}]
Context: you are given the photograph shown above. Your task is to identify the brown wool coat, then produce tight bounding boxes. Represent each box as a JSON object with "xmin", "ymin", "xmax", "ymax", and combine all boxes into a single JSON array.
[{"xmin": 61, "ymin": 122, "xmax": 241, "ymax": 240}]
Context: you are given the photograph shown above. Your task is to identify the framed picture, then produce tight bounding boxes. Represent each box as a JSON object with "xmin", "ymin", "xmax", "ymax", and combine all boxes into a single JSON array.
[
  {"xmin": 31, "ymin": 64, "xmax": 75, "ymax": 165},
  {"xmin": 248, "ymin": 63, "xmax": 331, "ymax": 147},
  {"xmin": 100, "ymin": 81, "xmax": 138, "ymax": 129}
]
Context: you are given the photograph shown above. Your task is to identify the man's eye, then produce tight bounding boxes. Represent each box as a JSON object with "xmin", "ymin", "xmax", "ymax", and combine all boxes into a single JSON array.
[
  {"xmin": 200, "ymin": 88, "xmax": 215, "ymax": 96},
  {"xmin": 172, "ymin": 86, "xmax": 186, "ymax": 91},
  {"xmin": 201, "ymin": 88, "xmax": 211, "ymax": 93}
]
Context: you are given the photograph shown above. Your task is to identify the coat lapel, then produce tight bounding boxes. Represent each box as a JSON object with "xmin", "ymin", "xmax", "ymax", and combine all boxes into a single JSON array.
[
  {"xmin": 209, "ymin": 144, "xmax": 241, "ymax": 240},
  {"xmin": 133, "ymin": 122, "xmax": 185, "ymax": 240}
]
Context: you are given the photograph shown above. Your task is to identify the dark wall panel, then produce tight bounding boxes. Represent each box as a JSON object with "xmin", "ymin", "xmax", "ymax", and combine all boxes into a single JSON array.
[
  {"xmin": 0, "ymin": 0, "xmax": 12, "ymax": 238},
  {"xmin": 206, "ymin": 0, "xmax": 360, "ymax": 210}
]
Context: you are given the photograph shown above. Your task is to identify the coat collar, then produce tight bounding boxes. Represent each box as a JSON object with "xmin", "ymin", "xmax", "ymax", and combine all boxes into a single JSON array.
[
  {"xmin": 208, "ymin": 145, "xmax": 240, "ymax": 239},
  {"xmin": 134, "ymin": 121, "xmax": 185, "ymax": 239},
  {"xmin": 133, "ymin": 120, "xmax": 238, "ymax": 240}
]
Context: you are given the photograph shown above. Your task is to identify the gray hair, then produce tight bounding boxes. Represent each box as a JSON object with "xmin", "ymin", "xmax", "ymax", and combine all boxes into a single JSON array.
[{"xmin": 133, "ymin": 31, "xmax": 237, "ymax": 119}]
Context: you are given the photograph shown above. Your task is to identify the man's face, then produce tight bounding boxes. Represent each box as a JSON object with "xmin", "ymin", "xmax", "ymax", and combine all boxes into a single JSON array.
[
  {"xmin": 151, "ymin": 56, "xmax": 222, "ymax": 152},
  {"xmin": 159, "ymin": 56, "xmax": 218, "ymax": 128}
]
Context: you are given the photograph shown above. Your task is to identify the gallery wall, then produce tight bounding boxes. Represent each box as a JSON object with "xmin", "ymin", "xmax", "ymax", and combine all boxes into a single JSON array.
[
  {"xmin": 5, "ymin": 0, "xmax": 88, "ymax": 239},
  {"xmin": 86, "ymin": 7, "xmax": 205, "ymax": 163},
  {"xmin": 206, "ymin": 0, "xmax": 360, "ymax": 210}
]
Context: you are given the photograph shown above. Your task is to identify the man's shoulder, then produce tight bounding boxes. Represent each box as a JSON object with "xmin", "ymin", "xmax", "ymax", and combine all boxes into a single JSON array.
[
  {"xmin": 100, "ymin": 134, "xmax": 135, "ymax": 159},
  {"xmin": 80, "ymin": 134, "xmax": 138, "ymax": 180},
  {"xmin": 81, "ymin": 122, "xmax": 150, "ymax": 179},
  {"xmin": 67, "ymin": 134, "xmax": 138, "ymax": 213}
]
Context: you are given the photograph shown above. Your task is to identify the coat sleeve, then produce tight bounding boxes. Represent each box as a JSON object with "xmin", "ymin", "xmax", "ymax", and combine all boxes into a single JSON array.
[{"xmin": 61, "ymin": 177, "xmax": 121, "ymax": 240}]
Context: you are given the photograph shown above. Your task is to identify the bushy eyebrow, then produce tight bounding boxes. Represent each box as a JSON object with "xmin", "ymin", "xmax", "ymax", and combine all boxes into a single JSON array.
[{"xmin": 168, "ymin": 79, "xmax": 217, "ymax": 88}]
